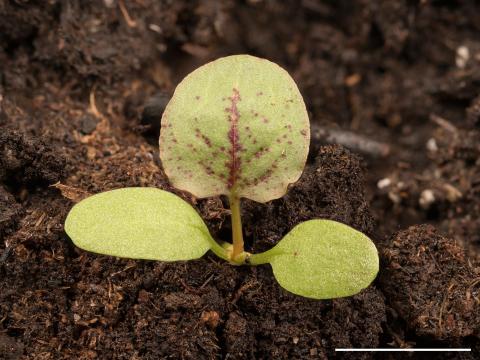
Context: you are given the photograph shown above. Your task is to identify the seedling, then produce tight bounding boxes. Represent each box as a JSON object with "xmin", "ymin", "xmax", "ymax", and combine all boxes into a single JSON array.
[{"xmin": 65, "ymin": 55, "xmax": 379, "ymax": 299}]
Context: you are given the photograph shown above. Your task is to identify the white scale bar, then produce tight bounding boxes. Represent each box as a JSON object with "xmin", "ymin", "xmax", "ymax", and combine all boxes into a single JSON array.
[{"xmin": 336, "ymin": 349, "xmax": 471, "ymax": 352}]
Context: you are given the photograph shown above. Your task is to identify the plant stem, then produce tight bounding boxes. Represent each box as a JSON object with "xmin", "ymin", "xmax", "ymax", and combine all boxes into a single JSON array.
[
  {"xmin": 208, "ymin": 239, "xmax": 232, "ymax": 262},
  {"xmin": 247, "ymin": 251, "xmax": 273, "ymax": 266},
  {"xmin": 229, "ymin": 194, "xmax": 244, "ymax": 260}
]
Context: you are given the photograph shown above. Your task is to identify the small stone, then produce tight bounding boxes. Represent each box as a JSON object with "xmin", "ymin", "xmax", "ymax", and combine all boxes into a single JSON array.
[
  {"xmin": 377, "ymin": 178, "xmax": 392, "ymax": 189},
  {"xmin": 80, "ymin": 114, "xmax": 98, "ymax": 135},
  {"xmin": 200, "ymin": 310, "xmax": 220, "ymax": 329},
  {"xmin": 419, "ymin": 189, "xmax": 435, "ymax": 209},
  {"xmin": 142, "ymin": 92, "xmax": 171, "ymax": 137},
  {"xmin": 426, "ymin": 138, "xmax": 438, "ymax": 152},
  {"xmin": 103, "ymin": 0, "xmax": 115, "ymax": 8},
  {"xmin": 137, "ymin": 289, "xmax": 150, "ymax": 304},
  {"xmin": 456, "ymin": 45, "xmax": 470, "ymax": 68},
  {"xmin": 148, "ymin": 24, "xmax": 163, "ymax": 34},
  {"xmin": 443, "ymin": 183, "xmax": 462, "ymax": 202},
  {"xmin": 388, "ymin": 191, "xmax": 401, "ymax": 204}
]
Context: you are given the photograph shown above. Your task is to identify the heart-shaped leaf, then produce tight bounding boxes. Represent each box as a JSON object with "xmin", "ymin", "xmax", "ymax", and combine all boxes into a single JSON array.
[
  {"xmin": 160, "ymin": 55, "xmax": 310, "ymax": 203},
  {"xmin": 65, "ymin": 187, "xmax": 219, "ymax": 261},
  {"xmin": 250, "ymin": 220, "xmax": 379, "ymax": 299}
]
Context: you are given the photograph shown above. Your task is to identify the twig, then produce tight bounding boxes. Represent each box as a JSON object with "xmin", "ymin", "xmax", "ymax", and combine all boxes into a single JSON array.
[
  {"xmin": 110, "ymin": 263, "xmax": 136, "ymax": 278},
  {"xmin": 438, "ymin": 282, "xmax": 454, "ymax": 336},
  {"xmin": 119, "ymin": 0, "xmax": 137, "ymax": 28},
  {"xmin": 310, "ymin": 124, "xmax": 391, "ymax": 158},
  {"xmin": 200, "ymin": 273, "xmax": 215, "ymax": 289},
  {"xmin": 467, "ymin": 277, "xmax": 480, "ymax": 304},
  {"xmin": 430, "ymin": 114, "xmax": 458, "ymax": 134},
  {"xmin": 50, "ymin": 182, "xmax": 92, "ymax": 203},
  {"xmin": 181, "ymin": 43, "xmax": 210, "ymax": 58},
  {"xmin": 231, "ymin": 281, "xmax": 257, "ymax": 305},
  {"xmin": 89, "ymin": 87, "xmax": 102, "ymax": 120},
  {"xmin": 80, "ymin": 87, "xmax": 110, "ymax": 143}
]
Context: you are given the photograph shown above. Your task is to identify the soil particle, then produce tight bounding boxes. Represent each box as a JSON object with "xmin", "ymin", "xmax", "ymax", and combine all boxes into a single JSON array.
[
  {"xmin": 374, "ymin": 122, "xmax": 480, "ymax": 263},
  {"xmin": 79, "ymin": 115, "xmax": 99, "ymax": 135},
  {"xmin": 140, "ymin": 92, "xmax": 171, "ymax": 138},
  {"xmin": 231, "ymin": 268, "xmax": 385, "ymax": 360},
  {"xmin": 381, "ymin": 225, "xmax": 480, "ymax": 340},
  {"xmin": 0, "ymin": 1, "xmax": 58, "ymax": 46},
  {"xmin": 0, "ymin": 186, "xmax": 23, "ymax": 240},
  {"xmin": 467, "ymin": 95, "xmax": 480, "ymax": 128},
  {"xmin": 0, "ymin": 128, "xmax": 68, "ymax": 187},
  {"xmin": 224, "ymin": 312, "xmax": 252, "ymax": 358},
  {"xmin": 0, "ymin": 332, "xmax": 23, "ymax": 360}
]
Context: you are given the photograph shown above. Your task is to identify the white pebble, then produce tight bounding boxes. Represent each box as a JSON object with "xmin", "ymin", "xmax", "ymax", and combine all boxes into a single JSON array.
[
  {"xmin": 149, "ymin": 24, "xmax": 163, "ymax": 34},
  {"xmin": 377, "ymin": 178, "xmax": 392, "ymax": 189},
  {"xmin": 419, "ymin": 189, "xmax": 435, "ymax": 209},
  {"xmin": 103, "ymin": 0, "xmax": 115, "ymax": 8},
  {"xmin": 426, "ymin": 138, "xmax": 438, "ymax": 152},
  {"xmin": 456, "ymin": 46, "xmax": 470, "ymax": 68}
]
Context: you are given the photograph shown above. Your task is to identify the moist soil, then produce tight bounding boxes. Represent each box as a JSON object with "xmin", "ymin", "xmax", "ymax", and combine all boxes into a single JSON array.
[{"xmin": 0, "ymin": 1, "xmax": 479, "ymax": 359}]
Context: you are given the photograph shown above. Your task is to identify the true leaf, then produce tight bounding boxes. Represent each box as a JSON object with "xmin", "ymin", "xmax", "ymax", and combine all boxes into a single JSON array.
[
  {"xmin": 64, "ymin": 187, "xmax": 215, "ymax": 261},
  {"xmin": 251, "ymin": 220, "xmax": 379, "ymax": 299},
  {"xmin": 160, "ymin": 54, "xmax": 310, "ymax": 203}
]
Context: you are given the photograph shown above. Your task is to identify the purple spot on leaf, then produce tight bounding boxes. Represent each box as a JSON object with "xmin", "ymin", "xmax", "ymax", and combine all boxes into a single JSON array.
[{"xmin": 205, "ymin": 166, "xmax": 214, "ymax": 175}]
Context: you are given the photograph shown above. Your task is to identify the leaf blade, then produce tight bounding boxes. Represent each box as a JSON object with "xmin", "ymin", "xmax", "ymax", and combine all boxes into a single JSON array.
[
  {"xmin": 263, "ymin": 220, "xmax": 379, "ymax": 299},
  {"xmin": 64, "ymin": 187, "xmax": 213, "ymax": 261},
  {"xmin": 160, "ymin": 55, "xmax": 310, "ymax": 202}
]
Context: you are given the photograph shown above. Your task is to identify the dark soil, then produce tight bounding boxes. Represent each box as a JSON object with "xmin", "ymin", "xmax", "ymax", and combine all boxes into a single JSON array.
[
  {"xmin": 1, "ymin": 0, "xmax": 479, "ymax": 359},
  {"xmin": 382, "ymin": 225, "xmax": 479, "ymax": 344}
]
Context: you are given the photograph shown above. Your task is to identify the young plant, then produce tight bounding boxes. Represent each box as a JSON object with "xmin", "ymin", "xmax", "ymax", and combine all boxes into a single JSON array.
[{"xmin": 65, "ymin": 55, "xmax": 379, "ymax": 299}]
